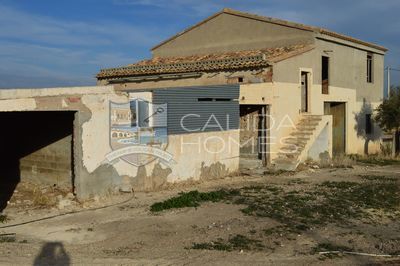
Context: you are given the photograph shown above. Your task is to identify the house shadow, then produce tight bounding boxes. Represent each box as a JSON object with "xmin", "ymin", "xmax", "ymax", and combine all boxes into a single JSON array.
[
  {"xmin": 33, "ymin": 242, "xmax": 70, "ymax": 266},
  {"xmin": 0, "ymin": 158, "xmax": 20, "ymax": 213},
  {"xmin": 354, "ymin": 99, "xmax": 382, "ymax": 155}
]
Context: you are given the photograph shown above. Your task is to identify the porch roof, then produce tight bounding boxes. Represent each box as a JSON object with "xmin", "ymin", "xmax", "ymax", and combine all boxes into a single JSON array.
[{"xmin": 97, "ymin": 44, "xmax": 314, "ymax": 79}]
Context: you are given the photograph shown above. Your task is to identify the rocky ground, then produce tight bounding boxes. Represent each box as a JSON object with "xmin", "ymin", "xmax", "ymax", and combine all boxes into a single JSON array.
[{"xmin": 1, "ymin": 162, "xmax": 400, "ymax": 265}]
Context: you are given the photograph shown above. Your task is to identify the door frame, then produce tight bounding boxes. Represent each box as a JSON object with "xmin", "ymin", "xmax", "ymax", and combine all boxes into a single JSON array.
[
  {"xmin": 239, "ymin": 104, "xmax": 270, "ymax": 167},
  {"xmin": 324, "ymin": 101, "xmax": 347, "ymax": 155},
  {"xmin": 299, "ymin": 68, "xmax": 313, "ymax": 113}
]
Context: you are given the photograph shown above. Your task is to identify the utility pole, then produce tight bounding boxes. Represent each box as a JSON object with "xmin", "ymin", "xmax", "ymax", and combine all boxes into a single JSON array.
[
  {"xmin": 387, "ymin": 66, "xmax": 391, "ymax": 97},
  {"xmin": 387, "ymin": 67, "xmax": 400, "ymax": 98}
]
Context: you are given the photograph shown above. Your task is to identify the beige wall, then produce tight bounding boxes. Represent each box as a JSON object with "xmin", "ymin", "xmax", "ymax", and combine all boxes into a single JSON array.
[
  {"xmin": 152, "ymin": 13, "xmax": 314, "ymax": 57},
  {"xmin": 273, "ymin": 39, "xmax": 385, "ymax": 103}
]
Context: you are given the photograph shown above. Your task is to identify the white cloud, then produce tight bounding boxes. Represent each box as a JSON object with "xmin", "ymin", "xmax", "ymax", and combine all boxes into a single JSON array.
[
  {"xmin": 113, "ymin": 0, "xmax": 224, "ymax": 17},
  {"xmin": 0, "ymin": 4, "xmax": 160, "ymax": 47},
  {"xmin": 0, "ymin": 3, "xmax": 161, "ymax": 88}
]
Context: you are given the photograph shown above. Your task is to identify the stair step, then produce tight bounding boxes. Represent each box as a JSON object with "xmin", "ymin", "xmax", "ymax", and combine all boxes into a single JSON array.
[
  {"xmin": 296, "ymin": 125, "xmax": 317, "ymax": 129},
  {"xmin": 274, "ymin": 158, "xmax": 297, "ymax": 164},
  {"xmin": 284, "ymin": 141, "xmax": 306, "ymax": 146},
  {"xmin": 273, "ymin": 115, "xmax": 323, "ymax": 172},
  {"xmin": 295, "ymin": 136, "xmax": 310, "ymax": 141},
  {"xmin": 299, "ymin": 120, "xmax": 320, "ymax": 125},
  {"xmin": 300, "ymin": 117, "xmax": 322, "ymax": 121},
  {"xmin": 290, "ymin": 130, "xmax": 313, "ymax": 136},
  {"xmin": 280, "ymin": 145, "xmax": 299, "ymax": 151},
  {"xmin": 277, "ymin": 152, "xmax": 300, "ymax": 159},
  {"xmin": 278, "ymin": 151, "xmax": 301, "ymax": 158},
  {"xmin": 302, "ymin": 115, "xmax": 322, "ymax": 117},
  {"xmin": 282, "ymin": 143, "xmax": 306, "ymax": 150},
  {"xmin": 283, "ymin": 138, "xmax": 307, "ymax": 144},
  {"xmin": 285, "ymin": 133, "xmax": 311, "ymax": 141}
]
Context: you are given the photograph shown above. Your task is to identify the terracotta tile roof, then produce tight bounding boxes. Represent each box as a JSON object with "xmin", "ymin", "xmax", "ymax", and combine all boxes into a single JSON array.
[
  {"xmin": 151, "ymin": 8, "xmax": 387, "ymax": 53},
  {"xmin": 97, "ymin": 44, "xmax": 314, "ymax": 79}
]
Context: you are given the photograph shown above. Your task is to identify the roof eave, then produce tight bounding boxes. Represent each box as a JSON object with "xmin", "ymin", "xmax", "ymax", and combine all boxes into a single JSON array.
[
  {"xmin": 97, "ymin": 63, "xmax": 271, "ymax": 80},
  {"xmin": 318, "ymin": 29, "xmax": 388, "ymax": 52}
]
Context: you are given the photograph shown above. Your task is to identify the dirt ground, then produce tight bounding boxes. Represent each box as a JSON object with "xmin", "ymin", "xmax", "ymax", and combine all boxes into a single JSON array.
[{"xmin": 1, "ymin": 164, "xmax": 400, "ymax": 265}]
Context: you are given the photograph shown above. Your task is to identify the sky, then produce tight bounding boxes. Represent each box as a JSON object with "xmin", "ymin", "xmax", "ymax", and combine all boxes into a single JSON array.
[{"xmin": 0, "ymin": 0, "xmax": 399, "ymax": 88}]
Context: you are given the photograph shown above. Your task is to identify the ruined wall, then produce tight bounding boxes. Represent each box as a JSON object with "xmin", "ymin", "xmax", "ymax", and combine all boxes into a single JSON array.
[
  {"xmin": 0, "ymin": 86, "xmax": 128, "ymax": 198},
  {"xmin": 0, "ymin": 110, "xmax": 75, "ymax": 189},
  {"xmin": 0, "ymin": 85, "xmax": 239, "ymax": 198}
]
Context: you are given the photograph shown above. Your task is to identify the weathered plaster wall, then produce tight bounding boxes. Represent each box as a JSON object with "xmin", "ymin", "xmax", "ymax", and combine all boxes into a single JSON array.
[
  {"xmin": 152, "ymin": 13, "xmax": 314, "ymax": 57},
  {"xmin": 131, "ymin": 130, "xmax": 240, "ymax": 191}
]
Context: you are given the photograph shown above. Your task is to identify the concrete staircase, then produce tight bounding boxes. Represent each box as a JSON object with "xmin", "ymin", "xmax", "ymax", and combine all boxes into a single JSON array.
[{"xmin": 273, "ymin": 115, "xmax": 323, "ymax": 171}]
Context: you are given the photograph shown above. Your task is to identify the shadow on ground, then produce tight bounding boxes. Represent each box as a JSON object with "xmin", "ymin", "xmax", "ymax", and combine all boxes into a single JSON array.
[
  {"xmin": 0, "ymin": 159, "xmax": 20, "ymax": 213},
  {"xmin": 33, "ymin": 242, "xmax": 70, "ymax": 266}
]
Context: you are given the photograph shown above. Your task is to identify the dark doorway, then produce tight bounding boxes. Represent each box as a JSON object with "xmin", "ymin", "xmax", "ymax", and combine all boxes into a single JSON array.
[
  {"xmin": 239, "ymin": 105, "xmax": 268, "ymax": 169},
  {"xmin": 0, "ymin": 111, "xmax": 76, "ymax": 212},
  {"xmin": 301, "ymin": 72, "xmax": 310, "ymax": 112},
  {"xmin": 324, "ymin": 102, "xmax": 346, "ymax": 155}
]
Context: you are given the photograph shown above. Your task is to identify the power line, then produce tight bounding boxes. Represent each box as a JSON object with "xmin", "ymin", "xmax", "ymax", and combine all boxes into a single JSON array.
[{"xmin": 386, "ymin": 67, "xmax": 400, "ymax": 72}]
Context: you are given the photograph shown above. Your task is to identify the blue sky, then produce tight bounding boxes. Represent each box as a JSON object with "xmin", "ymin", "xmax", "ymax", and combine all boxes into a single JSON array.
[{"xmin": 0, "ymin": 0, "xmax": 399, "ymax": 88}]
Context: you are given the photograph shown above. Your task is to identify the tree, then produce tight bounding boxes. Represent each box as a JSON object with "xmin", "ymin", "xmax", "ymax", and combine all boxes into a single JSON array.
[
  {"xmin": 375, "ymin": 86, "xmax": 400, "ymax": 155},
  {"xmin": 354, "ymin": 100, "xmax": 381, "ymax": 155}
]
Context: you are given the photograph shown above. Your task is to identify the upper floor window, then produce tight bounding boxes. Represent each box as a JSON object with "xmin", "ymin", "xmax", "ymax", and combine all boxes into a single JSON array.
[
  {"xmin": 322, "ymin": 56, "xmax": 329, "ymax": 94},
  {"xmin": 367, "ymin": 53, "xmax": 373, "ymax": 83}
]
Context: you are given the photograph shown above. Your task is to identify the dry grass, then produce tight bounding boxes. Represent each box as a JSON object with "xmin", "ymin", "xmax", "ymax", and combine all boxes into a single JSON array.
[
  {"xmin": 190, "ymin": 234, "xmax": 264, "ymax": 252},
  {"xmin": 304, "ymin": 155, "xmax": 356, "ymax": 169},
  {"xmin": 31, "ymin": 188, "xmax": 57, "ymax": 208},
  {"xmin": 350, "ymin": 154, "xmax": 400, "ymax": 166},
  {"xmin": 0, "ymin": 214, "xmax": 9, "ymax": 224},
  {"xmin": 328, "ymin": 154, "xmax": 356, "ymax": 168},
  {"xmin": 153, "ymin": 174, "xmax": 400, "ymax": 255}
]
